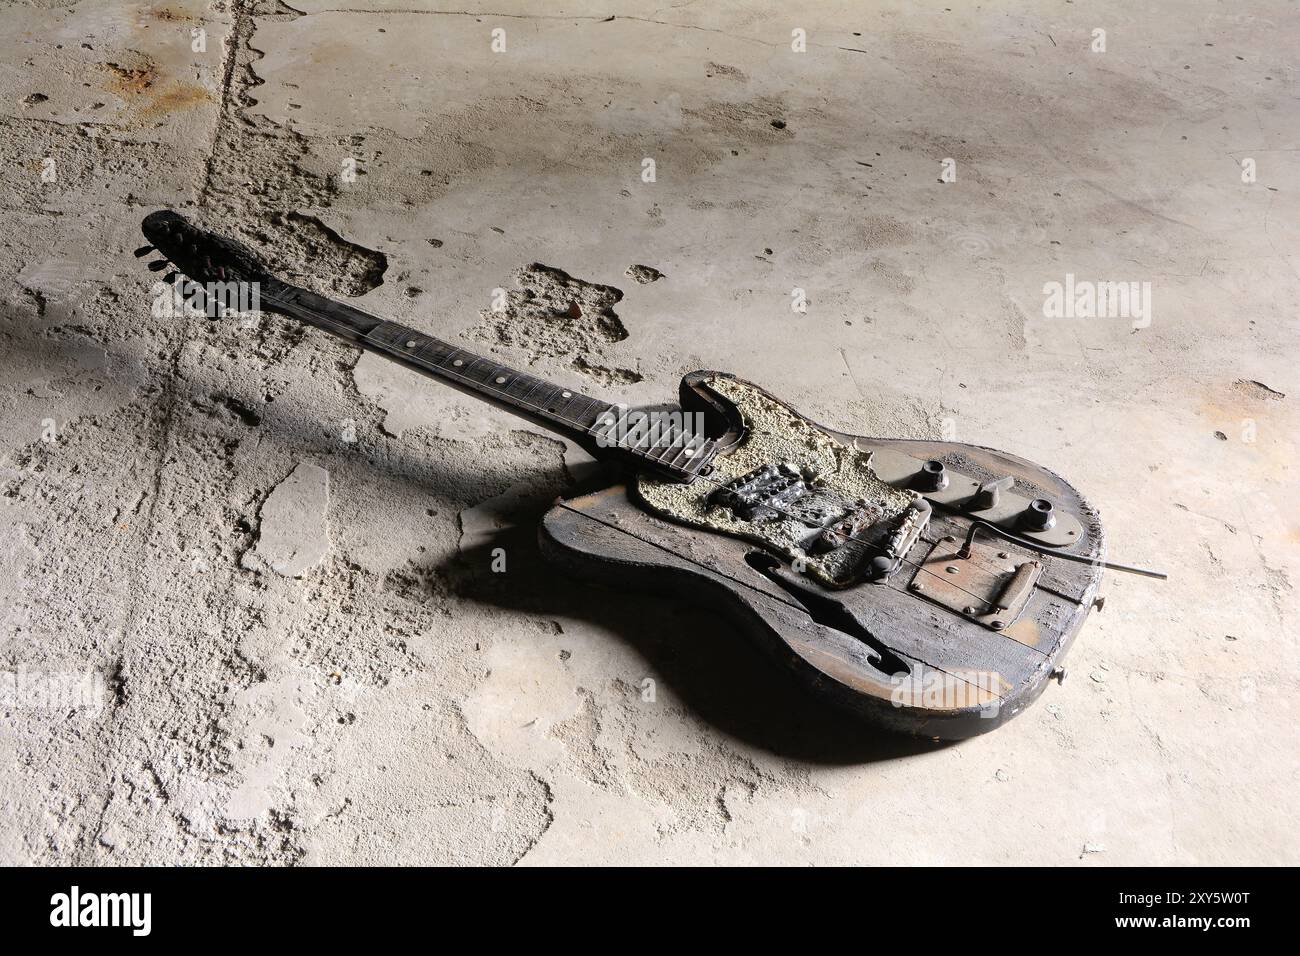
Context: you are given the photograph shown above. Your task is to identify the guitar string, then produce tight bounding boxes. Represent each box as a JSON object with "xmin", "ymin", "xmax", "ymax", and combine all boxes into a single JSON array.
[
  {"xmin": 681, "ymin": 468, "xmax": 1034, "ymax": 610},
  {"xmin": 198, "ymin": 281, "xmax": 1076, "ymax": 607},
  {"xmin": 352, "ymin": 324, "xmax": 1046, "ymax": 606}
]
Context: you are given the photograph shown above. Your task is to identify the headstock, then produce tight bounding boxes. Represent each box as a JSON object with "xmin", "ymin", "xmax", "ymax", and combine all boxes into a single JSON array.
[{"xmin": 136, "ymin": 211, "xmax": 274, "ymax": 308}]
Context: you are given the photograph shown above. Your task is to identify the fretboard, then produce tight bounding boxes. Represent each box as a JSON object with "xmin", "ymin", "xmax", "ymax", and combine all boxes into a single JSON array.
[
  {"xmin": 261, "ymin": 280, "xmax": 609, "ymax": 440},
  {"xmin": 363, "ymin": 320, "xmax": 612, "ymax": 435},
  {"xmin": 257, "ymin": 278, "xmax": 718, "ymax": 482}
]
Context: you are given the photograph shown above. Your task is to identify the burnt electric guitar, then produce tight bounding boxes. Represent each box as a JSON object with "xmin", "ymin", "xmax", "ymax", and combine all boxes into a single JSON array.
[{"xmin": 137, "ymin": 210, "xmax": 1163, "ymax": 739}]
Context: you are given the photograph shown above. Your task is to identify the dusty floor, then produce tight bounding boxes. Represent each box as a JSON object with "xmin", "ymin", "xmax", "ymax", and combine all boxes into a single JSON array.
[{"xmin": 1, "ymin": 1, "xmax": 1297, "ymax": 865}]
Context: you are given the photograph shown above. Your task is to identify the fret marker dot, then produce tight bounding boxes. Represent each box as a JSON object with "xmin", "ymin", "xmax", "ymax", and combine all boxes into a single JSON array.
[
  {"xmin": 495, "ymin": 376, "xmax": 507, "ymax": 384},
  {"xmin": 405, "ymin": 340, "xmax": 418, "ymax": 348},
  {"xmin": 453, "ymin": 359, "xmax": 464, "ymax": 366},
  {"xmin": 561, "ymin": 391, "xmax": 572, "ymax": 398},
  {"xmin": 684, "ymin": 448, "xmax": 695, "ymax": 456}
]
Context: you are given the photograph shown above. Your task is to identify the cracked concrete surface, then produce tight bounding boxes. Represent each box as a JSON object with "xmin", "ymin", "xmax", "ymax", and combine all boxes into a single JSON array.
[{"xmin": 1, "ymin": 1, "xmax": 1297, "ymax": 865}]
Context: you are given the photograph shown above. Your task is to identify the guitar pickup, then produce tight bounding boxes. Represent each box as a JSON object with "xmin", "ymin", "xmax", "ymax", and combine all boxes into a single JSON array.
[{"xmin": 711, "ymin": 463, "xmax": 807, "ymax": 522}]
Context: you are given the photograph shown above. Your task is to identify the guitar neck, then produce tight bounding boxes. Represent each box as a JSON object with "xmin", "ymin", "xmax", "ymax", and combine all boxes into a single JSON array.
[{"xmin": 259, "ymin": 278, "xmax": 611, "ymax": 446}]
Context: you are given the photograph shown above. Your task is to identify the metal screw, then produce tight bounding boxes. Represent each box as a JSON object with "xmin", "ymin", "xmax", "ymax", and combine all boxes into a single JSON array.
[
  {"xmin": 963, "ymin": 606, "xmax": 978, "ymax": 615},
  {"xmin": 997, "ymin": 551, "xmax": 1010, "ymax": 559},
  {"xmin": 945, "ymin": 566, "xmax": 959, "ymax": 574},
  {"xmin": 1051, "ymin": 667, "xmax": 1067, "ymax": 684},
  {"xmin": 990, "ymin": 620, "xmax": 1005, "ymax": 630},
  {"xmin": 911, "ymin": 581, "xmax": 924, "ymax": 591}
]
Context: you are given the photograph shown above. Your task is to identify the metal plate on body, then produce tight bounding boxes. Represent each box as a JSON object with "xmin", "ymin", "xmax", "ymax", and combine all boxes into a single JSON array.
[
  {"xmin": 863, "ymin": 446, "xmax": 1084, "ymax": 547},
  {"xmin": 910, "ymin": 537, "xmax": 1043, "ymax": 632}
]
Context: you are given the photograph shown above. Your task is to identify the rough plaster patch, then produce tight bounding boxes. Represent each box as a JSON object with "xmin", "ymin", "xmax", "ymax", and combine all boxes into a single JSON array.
[
  {"xmin": 473, "ymin": 263, "xmax": 626, "ymax": 361},
  {"xmin": 1233, "ymin": 379, "xmax": 1285, "ymax": 401},
  {"xmin": 270, "ymin": 212, "xmax": 388, "ymax": 297},
  {"xmin": 682, "ymin": 95, "xmax": 792, "ymax": 145},
  {"xmin": 243, "ymin": 461, "xmax": 330, "ymax": 578},
  {"xmin": 570, "ymin": 355, "xmax": 643, "ymax": 386}
]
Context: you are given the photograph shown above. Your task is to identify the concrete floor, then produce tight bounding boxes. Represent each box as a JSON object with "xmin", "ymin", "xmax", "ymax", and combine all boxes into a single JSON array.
[{"xmin": 1, "ymin": 1, "xmax": 1296, "ymax": 865}]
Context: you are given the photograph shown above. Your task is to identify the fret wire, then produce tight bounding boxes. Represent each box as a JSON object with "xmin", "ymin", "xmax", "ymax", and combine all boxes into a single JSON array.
[
  {"xmin": 534, "ymin": 381, "xmax": 560, "ymax": 411},
  {"xmin": 533, "ymin": 381, "xmax": 558, "ymax": 411},
  {"xmin": 518, "ymin": 376, "xmax": 545, "ymax": 407},
  {"xmin": 533, "ymin": 379, "xmax": 558, "ymax": 408}
]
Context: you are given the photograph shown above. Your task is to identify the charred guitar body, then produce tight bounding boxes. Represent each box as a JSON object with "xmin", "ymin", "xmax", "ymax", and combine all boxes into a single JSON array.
[{"xmin": 541, "ymin": 373, "xmax": 1105, "ymax": 740}]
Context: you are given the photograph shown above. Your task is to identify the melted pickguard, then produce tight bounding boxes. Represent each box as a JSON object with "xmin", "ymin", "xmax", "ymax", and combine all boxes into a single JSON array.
[{"xmin": 634, "ymin": 377, "xmax": 919, "ymax": 587}]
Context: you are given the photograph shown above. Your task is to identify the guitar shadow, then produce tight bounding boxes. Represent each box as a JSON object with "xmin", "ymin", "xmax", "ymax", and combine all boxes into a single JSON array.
[
  {"xmin": 448, "ymin": 506, "xmax": 946, "ymax": 766},
  {"xmin": 5, "ymin": 310, "xmax": 943, "ymax": 766}
]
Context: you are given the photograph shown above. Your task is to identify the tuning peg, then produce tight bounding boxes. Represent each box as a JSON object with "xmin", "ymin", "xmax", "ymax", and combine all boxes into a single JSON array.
[
  {"xmin": 147, "ymin": 259, "xmax": 170, "ymax": 272},
  {"xmin": 163, "ymin": 272, "xmax": 178, "ymax": 284},
  {"xmin": 133, "ymin": 245, "xmax": 154, "ymax": 258}
]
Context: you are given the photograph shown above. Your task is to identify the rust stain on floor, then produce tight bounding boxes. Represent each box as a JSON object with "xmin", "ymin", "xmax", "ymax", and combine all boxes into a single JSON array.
[
  {"xmin": 137, "ymin": 82, "xmax": 213, "ymax": 121},
  {"xmin": 98, "ymin": 55, "xmax": 211, "ymax": 123},
  {"xmin": 101, "ymin": 59, "xmax": 158, "ymax": 97}
]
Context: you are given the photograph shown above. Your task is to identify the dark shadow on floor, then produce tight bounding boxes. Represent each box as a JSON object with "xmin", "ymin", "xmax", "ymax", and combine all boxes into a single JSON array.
[
  {"xmin": 5, "ymin": 302, "xmax": 947, "ymax": 766},
  {"xmin": 449, "ymin": 508, "xmax": 948, "ymax": 766}
]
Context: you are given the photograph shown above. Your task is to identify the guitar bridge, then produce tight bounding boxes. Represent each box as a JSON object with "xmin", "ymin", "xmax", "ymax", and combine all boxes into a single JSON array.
[{"xmin": 909, "ymin": 537, "xmax": 1042, "ymax": 631}]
